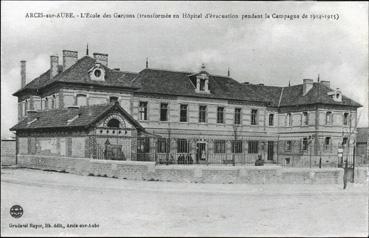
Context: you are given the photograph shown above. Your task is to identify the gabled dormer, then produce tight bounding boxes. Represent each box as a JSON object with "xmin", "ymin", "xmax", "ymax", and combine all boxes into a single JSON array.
[{"xmin": 190, "ymin": 63, "xmax": 210, "ymax": 94}]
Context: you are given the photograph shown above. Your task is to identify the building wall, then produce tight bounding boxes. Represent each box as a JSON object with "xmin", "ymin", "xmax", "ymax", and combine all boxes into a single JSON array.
[{"xmin": 15, "ymin": 85, "xmax": 359, "ymax": 165}]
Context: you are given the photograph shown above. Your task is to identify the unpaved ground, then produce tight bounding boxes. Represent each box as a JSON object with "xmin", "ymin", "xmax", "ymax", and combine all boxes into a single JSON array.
[{"xmin": 1, "ymin": 168, "xmax": 368, "ymax": 237}]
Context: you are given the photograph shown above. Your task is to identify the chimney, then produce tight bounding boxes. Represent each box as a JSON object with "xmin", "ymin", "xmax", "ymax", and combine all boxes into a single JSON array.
[
  {"xmin": 62, "ymin": 50, "xmax": 78, "ymax": 70},
  {"xmin": 20, "ymin": 60, "xmax": 26, "ymax": 88},
  {"xmin": 93, "ymin": 53, "xmax": 108, "ymax": 67},
  {"xmin": 320, "ymin": 80, "xmax": 330, "ymax": 88},
  {"xmin": 50, "ymin": 55, "xmax": 59, "ymax": 78},
  {"xmin": 303, "ymin": 79, "xmax": 313, "ymax": 96}
]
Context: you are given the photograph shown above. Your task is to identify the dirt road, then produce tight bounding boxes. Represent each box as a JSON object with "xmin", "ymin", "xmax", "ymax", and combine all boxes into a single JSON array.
[{"xmin": 1, "ymin": 168, "xmax": 368, "ymax": 236}]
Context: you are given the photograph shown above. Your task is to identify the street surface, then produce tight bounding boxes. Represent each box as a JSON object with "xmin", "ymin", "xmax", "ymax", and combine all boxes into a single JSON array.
[{"xmin": 1, "ymin": 168, "xmax": 368, "ymax": 237}]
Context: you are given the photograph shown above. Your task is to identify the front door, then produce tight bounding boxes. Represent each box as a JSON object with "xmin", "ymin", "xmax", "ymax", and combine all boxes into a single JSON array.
[
  {"xmin": 196, "ymin": 142, "xmax": 207, "ymax": 164},
  {"xmin": 267, "ymin": 141, "xmax": 274, "ymax": 161}
]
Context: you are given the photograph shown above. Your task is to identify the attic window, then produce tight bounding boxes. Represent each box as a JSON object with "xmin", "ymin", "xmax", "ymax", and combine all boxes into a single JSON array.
[
  {"xmin": 195, "ymin": 73, "xmax": 210, "ymax": 94},
  {"xmin": 94, "ymin": 69, "xmax": 102, "ymax": 77},
  {"xmin": 327, "ymin": 88, "xmax": 342, "ymax": 102},
  {"xmin": 89, "ymin": 64, "xmax": 105, "ymax": 81}
]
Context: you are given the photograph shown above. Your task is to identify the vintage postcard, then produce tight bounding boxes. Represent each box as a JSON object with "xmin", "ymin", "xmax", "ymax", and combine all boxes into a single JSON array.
[{"xmin": 1, "ymin": 1, "xmax": 368, "ymax": 237}]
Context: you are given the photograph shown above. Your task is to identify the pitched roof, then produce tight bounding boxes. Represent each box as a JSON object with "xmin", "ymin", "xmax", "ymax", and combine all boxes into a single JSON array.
[
  {"xmin": 10, "ymin": 103, "xmax": 144, "ymax": 131},
  {"xmin": 240, "ymin": 82, "xmax": 362, "ymax": 108},
  {"xmin": 131, "ymin": 68, "xmax": 266, "ymax": 102},
  {"xmin": 13, "ymin": 55, "xmax": 362, "ymax": 108},
  {"xmin": 14, "ymin": 56, "xmax": 138, "ymax": 96}
]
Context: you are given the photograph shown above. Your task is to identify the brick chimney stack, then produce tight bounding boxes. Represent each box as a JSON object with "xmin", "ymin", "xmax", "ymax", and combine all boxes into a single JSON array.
[
  {"xmin": 93, "ymin": 53, "xmax": 108, "ymax": 67},
  {"xmin": 63, "ymin": 50, "xmax": 78, "ymax": 70},
  {"xmin": 50, "ymin": 55, "xmax": 59, "ymax": 79},
  {"xmin": 20, "ymin": 60, "xmax": 26, "ymax": 88},
  {"xmin": 320, "ymin": 80, "xmax": 330, "ymax": 88},
  {"xmin": 302, "ymin": 79, "xmax": 313, "ymax": 96}
]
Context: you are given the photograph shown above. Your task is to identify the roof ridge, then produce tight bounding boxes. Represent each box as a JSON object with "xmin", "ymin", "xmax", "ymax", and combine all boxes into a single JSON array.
[{"xmin": 143, "ymin": 67, "xmax": 193, "ymax": 74}]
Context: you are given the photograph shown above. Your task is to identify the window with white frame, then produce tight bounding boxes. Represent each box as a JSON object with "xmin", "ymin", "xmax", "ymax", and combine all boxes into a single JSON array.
[
  {"xmin": 234, "ymin": 108, "xmax": 241, "ymax": 125},
  {"xmin": 217, "ymin": 107, "xmax": 224, "ymax": 123},
  {"xmin": 326, "ymin": 111, "xmax": 333, "ymax": 125},
  {"xmin": 251, "ymin": 109, "xmax": 258, "ymax": 125},
  {"xmin": 139, "ymin": 101, "xmax": 148, "ymax": 120},
  {"xmin": 160, "ymin": 103, "xmax": 168, "ymax": 121},
  {"xmin": 302, "ymin": 112, "xmax": 308, "ymax": 126}
]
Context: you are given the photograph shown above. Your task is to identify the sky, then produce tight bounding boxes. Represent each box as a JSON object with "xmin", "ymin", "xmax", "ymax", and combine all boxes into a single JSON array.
[{"xmin": 1, "ymin": 1, "xmax": 368, "ymax": 138}]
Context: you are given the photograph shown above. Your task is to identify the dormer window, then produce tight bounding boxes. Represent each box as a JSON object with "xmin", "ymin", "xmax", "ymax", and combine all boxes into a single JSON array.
[
  {"xmin": 195, "ymin": 73, "xmax": 210, "ymax": 93},
  {"xmin": 200, "ymin": 78, "xmax": 206, "ymax": 91},
  {"xmin": 327, "ymin": 88, "xmax": 342, "ymax": 102},
  {"xmin": 89, "ymin": 63, "xmax": 105, "ymax": 81},
  {"xmin": 94, "ymin": 69, "xmax": 102, "ymax": 77}
]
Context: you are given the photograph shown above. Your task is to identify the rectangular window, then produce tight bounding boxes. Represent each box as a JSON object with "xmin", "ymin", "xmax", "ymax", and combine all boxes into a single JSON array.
[
  {"xmin": 232, "ymin": 140, "xmax": 243, "ymax": 153},
  {"xmin": 160, "ymin": 103, "xmax": 168, "ymax": 121},
  {"xmin": 234, "ymin": 108, "xmax": 241, "ymax": 125},
  {"xmin": 325, "ymin": 137, "xmax": 331, "ymax": 149},
  {"xmin": 177, "ymin": 139, "xmax": 189, "ymax": 153},
  {"xmin": 214, "ymin": 140, "xmax": 226, "ymax": 153},
  {"xmin": 200, "ymin": 79, "xmax": 206, "ymax": 91},
  {"xmin": 199, "ymin": 105, "xmax": 207, "ymax": 123},
  {"xmin": 302, "ymin": 112, "xmax": 308, "ymax": 125},
  {"xmin": 44, "ymin": 98, "xmax": 48, "ymax": 110},
  {"xmin": 248, "ymin": 141, "xmax": 259, "ymax": 154},
  {"xmin": 343, "ymin": 113, "xmax": 349, "ymax": 125},
  {"xmin": 180, "ymin": 104, "xmax": 188, "ymax": 122},
  {"xmin": 342, "ymin": 137, "xmax": 348, "ymax": 146},
  {"xmin": 137, "ymin": 138, "xmax": 150, "ymax": 153},
  {"xmin": 269, "ymin": 114, "xmax": 274, "ymax": 126},
  {"xmin": 285, "ymin": 141, "xmax": 292, "ymax": 152},
  {"xmin": 139, "ymin": 101, "xmax": 148, "ymax": 120},
  {"xmin": 251, "ymin": 109, "xmax": 258, "ymax": 125},
  {"xmin": 217, "ymin": 107, "xmax": 224, "ymax": 123},
  {"xmin": 51, "ymin": 95, "xmax": 56, "ymax": 109},
  {"xmin": 287, "ymin": 113, "xmax": 292, "ymax": 126},
  {"xmin": 326, "ymin": 112, "xmax": 332, "ymax": 125},
  {"xmin": 302, "ymin": 137, "xmax": 308, "ymax": 151},
  {"xmin": 157, "ymin": 138, "xmax": 168, "ymax": 153}
]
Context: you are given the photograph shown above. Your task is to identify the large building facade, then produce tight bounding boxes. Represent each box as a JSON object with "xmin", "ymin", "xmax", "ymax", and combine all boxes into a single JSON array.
[{"xmin": 11, "ymin": 49, "xmax": 362, "ymax": 166}]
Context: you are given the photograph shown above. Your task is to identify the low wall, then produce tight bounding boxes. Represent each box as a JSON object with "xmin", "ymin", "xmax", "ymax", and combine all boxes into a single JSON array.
[
  {"xmin": 16, "ymin": 154, "xmax": 347, "ymax": 184},
  {"xmin": 1, "ymin": 140, "xmax": 16, "ymax": 166}
]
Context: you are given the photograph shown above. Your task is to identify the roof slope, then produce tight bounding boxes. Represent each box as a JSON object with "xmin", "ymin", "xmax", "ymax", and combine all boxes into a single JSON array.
[
  {"xmin": 14, "ymin": 56, "xmax": 138, "ymax": 96},
  {"xmin": 131, "ymin": 68, "xmax": 266, "ymax": 102},
  {"xmin": 279, "ymin": 83, "xmax": 362, "ymax": 107},
  {"xmin": 13, "ymin": 55, "xmax": 362, "ymax": 108},
  {"xmin": 10, "ymin": 103, "xmax": 143, "ymax": 131}
]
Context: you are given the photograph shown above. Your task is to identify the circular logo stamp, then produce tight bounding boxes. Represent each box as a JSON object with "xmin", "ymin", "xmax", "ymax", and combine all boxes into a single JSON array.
[{"xmin": 10, "ymin": 205, "xmax": 23, "ymax": 218}]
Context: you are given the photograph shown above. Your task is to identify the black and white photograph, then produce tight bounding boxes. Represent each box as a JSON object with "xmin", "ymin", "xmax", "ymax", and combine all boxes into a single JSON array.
[{"xmin": 1, "ymin": 1, "xmax": 368, "ymax": 237}]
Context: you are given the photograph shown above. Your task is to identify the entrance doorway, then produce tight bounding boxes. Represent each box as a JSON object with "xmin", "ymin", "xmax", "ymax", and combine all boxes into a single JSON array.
[
  {"xmin": 196, "ymin": 142, "xmax": 207, "ymax": 164},
  {"xmin": 267, "ymin": 141, "xmax": 274, "ymax": 161}
]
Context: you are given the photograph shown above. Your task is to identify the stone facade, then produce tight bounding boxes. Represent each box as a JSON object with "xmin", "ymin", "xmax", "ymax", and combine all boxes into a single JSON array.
[{"xmin": 13, "ymin": 49, "xmax": 361, "ymax": 166}]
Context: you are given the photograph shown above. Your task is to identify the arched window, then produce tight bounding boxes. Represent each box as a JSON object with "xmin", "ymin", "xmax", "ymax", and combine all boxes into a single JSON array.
[{"xmin": 107, "ymin": 118, "xmax": 120, "ymax": 128}]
